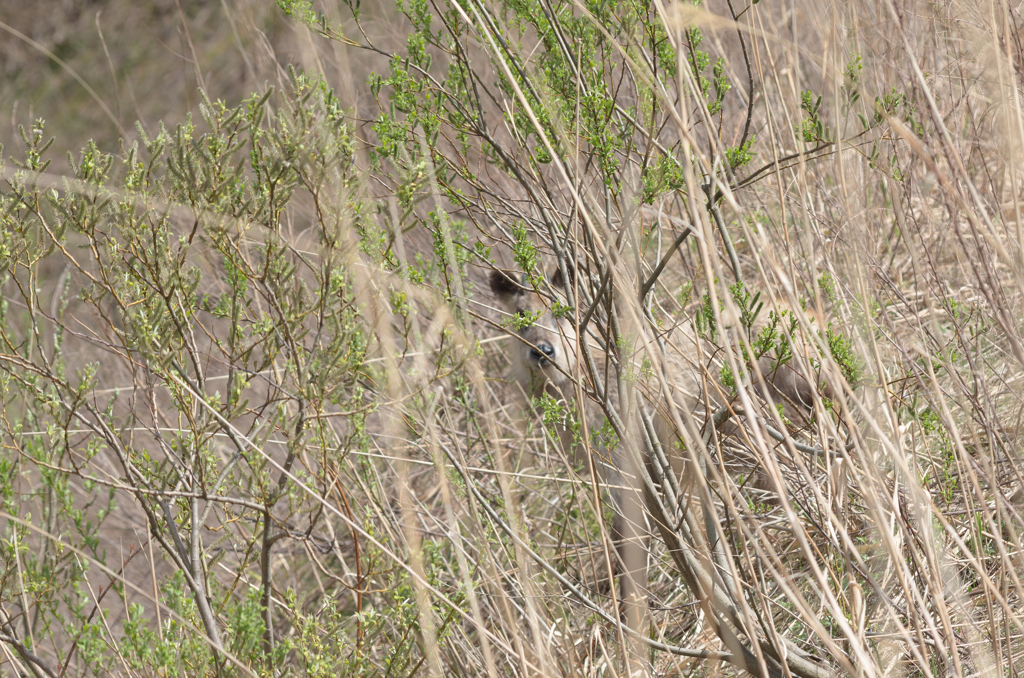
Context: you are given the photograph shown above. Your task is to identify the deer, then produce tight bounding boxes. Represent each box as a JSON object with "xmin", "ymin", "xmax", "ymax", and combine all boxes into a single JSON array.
[{"xmin": 488, "ymin": 262, "xmax": 832, "ymax": 662}]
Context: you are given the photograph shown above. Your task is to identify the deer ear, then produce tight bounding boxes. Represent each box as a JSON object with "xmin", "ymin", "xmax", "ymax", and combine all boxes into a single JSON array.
[
  {"xmin": 489, "ymin": 270, "xmax": 523, "ymax": 303},
  {"xmin": 550, "ymin": 262, "xmax": 575, "ymax": 289}
]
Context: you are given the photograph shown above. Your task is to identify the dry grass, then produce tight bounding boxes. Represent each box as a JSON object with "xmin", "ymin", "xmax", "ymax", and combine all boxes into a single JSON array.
[{"xmin": 1, "ymin": 0, "xmax": 1023, "ymax": 677}]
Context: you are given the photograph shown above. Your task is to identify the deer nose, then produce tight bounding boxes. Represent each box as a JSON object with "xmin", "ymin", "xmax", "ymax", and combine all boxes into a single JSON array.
[{"xmin": 530, "ymin": 343, "xmax": 555, "ymax": 364}]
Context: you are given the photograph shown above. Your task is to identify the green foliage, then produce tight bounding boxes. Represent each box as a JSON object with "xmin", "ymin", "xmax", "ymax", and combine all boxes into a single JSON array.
[
  {"xmin": 591, "ymin": 417, "xmax": 619, "ymax": 451},
  {"xmin": 730, "ymin": 280, "xmax": 764, "ymax": 334},
  {"xmin": 551, "ymin": 299, "xmax": 574, "ymax": 319},
  {"xmin": 0, "ymin": 70, "xmax": 398, "ymax": 675},
  {"xmin": 276, "ymin": 0, "xmax": 318, "ymax": 24},
  {"xmin": 818, "ymin": 270, "xmax": 837, "ymax": 303},
  {"xmin": 642, "ymin": 155, "xmax": 687, "ymax": 204},
  {"xmin": 535, "ymin": 392, "xmax": 580, "ymax": 444},
  {"xmin": 507, "ymin": 307, "xmax": 545, "ymax": 330},
  {"xmin": 825, "ymin": 322, "xmax": 862, "ymax": 384},
  {"xmin": 799, "ymin": 90, "xmax": 830, "ymax": 144},
  {"xmin": 354, "ymin": 0, "xmax": 746, "ymax": 205},
  {"xmin": 727, "ymin": 135, "xmax": 756, "ymax": 170},
  {"xmin": 695, "ymin": 281, "xmax": 763, "ymax": 345},
  {"xmin": 695, "ymin": 289, "xmax": 718, "ymax": 341},
  {"xmin": 677, "ymin": 281, "xmax": 694, "ymax": 307},
  {"xmin": 753, "ymin": 309, "xmax": 797, "ymax": 368},
  {"xmin": 720, "ymin": 364, "xmax": 736, "ymax": 393},
  {"xmin": 842, "ymin": 54, "xmax": 862, "ymax": 116},
  {"xmin": 512, "ymin": 220, "xmax": 539, "ymax": 284},
  {"xmin": 710, "ymin": 58, "xmax": 731, "ymax": 116}
]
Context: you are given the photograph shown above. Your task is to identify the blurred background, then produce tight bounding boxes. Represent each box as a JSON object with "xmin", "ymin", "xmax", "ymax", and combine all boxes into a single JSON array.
[{"xmin": 0, "ymin": 0, "xmax": 395, "ymax": 172}]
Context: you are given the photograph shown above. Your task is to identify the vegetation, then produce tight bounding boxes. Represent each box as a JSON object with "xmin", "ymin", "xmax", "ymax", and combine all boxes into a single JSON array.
[{"xmin": 0, "ymin": 0, "xmax": 1022, "ymax": 676}]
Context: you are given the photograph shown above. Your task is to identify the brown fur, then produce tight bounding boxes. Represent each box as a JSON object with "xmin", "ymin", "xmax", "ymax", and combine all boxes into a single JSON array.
[
  {"xmin": 488, "ymin": 266, "xmax": 829, "ymax": 656},
  {"xmin": 488, "ymin": 267, "xmax": 827, "ymax": 447}
]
